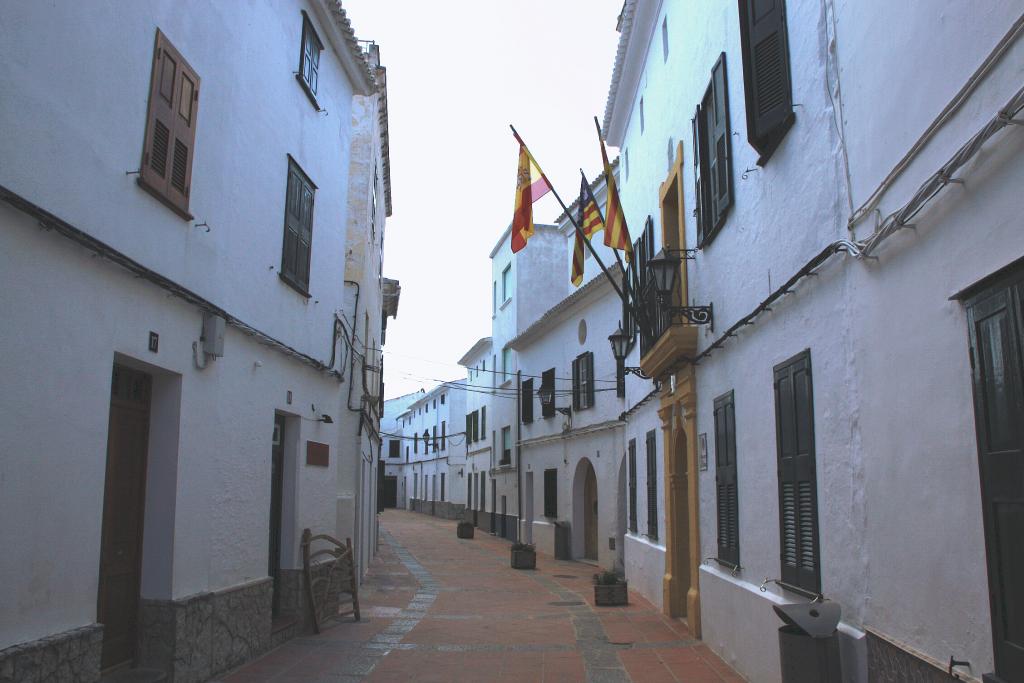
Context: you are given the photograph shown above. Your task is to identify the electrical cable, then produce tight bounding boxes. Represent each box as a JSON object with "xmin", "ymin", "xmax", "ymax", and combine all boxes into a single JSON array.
[{"xmin": 377, "ymin": 348, "xmax": 620, "ymax": 384}]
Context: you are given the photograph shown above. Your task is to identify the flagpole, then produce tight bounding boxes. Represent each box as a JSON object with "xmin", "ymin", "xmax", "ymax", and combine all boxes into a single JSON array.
[{"xmin": 509, "ymin": 125, "xmax": 626, "ymax": 303}]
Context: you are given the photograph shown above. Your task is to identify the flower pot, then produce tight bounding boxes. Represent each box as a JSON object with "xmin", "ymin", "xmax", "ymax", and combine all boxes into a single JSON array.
[
  {"xmin": 510, "ymin": 548, "xmax": 536, "ymax": 569},
  {"xmin": 456, "ymin": 521, "xmax": 475, "ymax": 539},
  {"xmin": 594, "ymin": 581, "xmax": 628, "ymax": 606}
]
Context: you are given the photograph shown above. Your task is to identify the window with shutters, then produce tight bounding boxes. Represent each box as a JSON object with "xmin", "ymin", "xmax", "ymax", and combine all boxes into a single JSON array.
[
  {"xmin": 440, "ymin": 421, "xmax": 446, "ymax": 451},
  {"xmin": 572, "ymin": 352, "xmax": 595, "ymax": 410},
  {"xmin": 522, "ymin": 378, "xmax": 534, "ymax": 423},
  {"xmin": 544, "ymin": 468, "xmax": 558, "ymax": 517},
  {"xmin": 738, "ymin": 0, "xmax": 795, "ymax": 165},
  {"xmin": 472, "ymin": 411, "xmax": 479, "ymax": 443},
  {"xmin": 714, "ymin": 391, "xmax": 740, "ymax": 566},
  {"xmin": 388, "ymin": 439, "xmax": 400, "ymax": 459},
  {"xmin": 139, "ymin": 29, "xmax": 200, "ymax": 220},
  {"xmin": 501, "ymin": 426, "xmax": 511, "ymax": 465},
  {"xmin": 297, "ymin": 12, "xmax": 323, "ymax": 107},
  {"xmin": 502, "ymin": 265, "xmax": 512, "ymax": 302},
  {"xmin": 541, "ymin": 368, "xmax": 556, "ymax": 418},
  {"xmin": 465, "ymin": 413, "xmax": 472, "ymax": 444},
  {"xmin": 414, "ymin": 434, "xmax": 418, "ymax": 454},
  {"xmin": 481, "ymin": 406, "xmax": 486, "ymax": 438},
  {"xmin": 628, "ymin": 439, "xmax": 638, "ymax": 533},
  {"xmin": 432, "ymin": 426, "xmax": 437, "ymax": 452},
  {"xmin": 692, "ymin": 53, "xmax": 733, "ymax": 248},
  {"xmin": 774, "ymin": 350, "xmax": 820, "ymax": 593},
  {"xmin": 280, "ymin": 158, "xmax": 316, "ymax": 295},
  {"xmin": 645, "ymin": 430, "xmax": 658, "ymax": 540}
]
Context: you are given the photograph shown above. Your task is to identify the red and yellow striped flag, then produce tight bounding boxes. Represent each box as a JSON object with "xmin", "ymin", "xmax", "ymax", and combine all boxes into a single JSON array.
[
  {"xmin": 571, "ymin": 174, "xmax": 605, "ymax": 287},
  {"xmin": 511, "ymin": 140, "xmax": 552, "ymax": 253},
  {"xmin": 597, "ymin": 124, "xmax": 633, "ymax": 262}
]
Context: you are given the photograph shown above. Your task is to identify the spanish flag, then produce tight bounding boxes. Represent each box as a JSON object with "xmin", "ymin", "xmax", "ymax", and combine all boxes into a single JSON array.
[
  {"xmin": 511, "ymin": 139, "xmax": 553, "ymax": 253},
  {"xmin": 596, "ymin": 119, "xmax": 633, "ymax": 262},
  {"xmin": 571, "ymin": 173, "xmax": 605, "ymax": 287}
]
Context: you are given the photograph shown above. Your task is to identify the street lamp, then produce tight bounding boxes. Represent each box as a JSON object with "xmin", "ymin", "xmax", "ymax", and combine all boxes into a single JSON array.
[
  {"xmin": 608, "ymin": 324, "xmax": 651, "ymax": 379},
  {"xmin": 648, "ymin": 248, "xmax": 680, "ymax": 298},
  {"xmin": 537, "ymin": 382, "xmax": 553, "ymax": 414}
]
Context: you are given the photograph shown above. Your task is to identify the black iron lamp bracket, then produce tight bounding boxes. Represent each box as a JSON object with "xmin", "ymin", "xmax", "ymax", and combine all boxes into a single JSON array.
[
  {"xmin": 622, "ymin": 366, "xmax": 651, "ymax": 380},
  {"xmin": 665, "ymin": 303, "xmax": 714, "ymax": 326}
]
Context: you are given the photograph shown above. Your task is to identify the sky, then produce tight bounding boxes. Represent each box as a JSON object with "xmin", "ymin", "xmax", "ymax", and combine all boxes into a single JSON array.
[{"xmin": 342, "ymin": 0, "xmax": 625, "ymax": 399}]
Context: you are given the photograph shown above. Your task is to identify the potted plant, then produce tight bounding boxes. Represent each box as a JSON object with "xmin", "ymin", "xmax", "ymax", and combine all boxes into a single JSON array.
[
  {"xmin": 456, "ymin": 520, "xmax": 475, "ymax": 539},
  {"xmin": 510, "ymin": 542, "xmax": 536, "ymax": 569},
  {"xmin": 593, "ymin": 571, "xmax": 628, "ymax": 606}
]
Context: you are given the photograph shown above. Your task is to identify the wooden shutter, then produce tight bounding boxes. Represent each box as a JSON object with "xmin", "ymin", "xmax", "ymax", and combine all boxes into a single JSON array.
[
  {"xmin": 140, "ymin": 30, "xmax": 200, "ymax": 219},
  {"xmin": 522, "ymin": 378, "xmax": 534, "ymax": 423},
  {"xmin": 774, "ymin": 350, "xmax": 820, "ymax": 592},
  {"xmin": 441, "ymin": 422, "xmax": 446, "ymax": 451},
  {"xmin": 544, "ymin": 468, "xmax": 558, "ymax": 517},
  {"xmin": 481, "ymin": 405, "xmax": 486, "ymax": 435},
  {"xmin": 472, "ymin": 411, "xmax": 479, "ymax": 442},
  {"xmin": 542, "ymin": 369, "xmax": 556, "ymax": 418},
  {"xmin": 645, "ymin": 430, "xmax": 658, "ymax": 539},
  {"xmin": 572, "ymin": 357, "xmax": 581, "ymax": 410},
  {"xmin": 691, "ymin": 108, "xmax": 706, "ymax": 245},
  {"xmin": 465, "ymin": 414, "xmax": 471, "ymax": 443},
  {"xmin": 432, "ymin": 426, "xmax": 437, "ymax": 452},
  {"xmin": 714, "ymin": 391, "xmax": 740, "ymax": 566},
  {"xmin": 706, "ymin": 53, "xmax": 733, "ymax": 236},
  {"xmin": 281, "ymin": 159, "xmax": 316, "ymax": 293},
  {"xmin": 585, "ymin": 353, "xmax": 595, "ymax": 408},
  {"xmin": 628, "ymin": 439, "xmax": 638, "ymax": 533},
  {"xmin": 738, "ymin": 0, "xmax": 795, "ymax": 163}
]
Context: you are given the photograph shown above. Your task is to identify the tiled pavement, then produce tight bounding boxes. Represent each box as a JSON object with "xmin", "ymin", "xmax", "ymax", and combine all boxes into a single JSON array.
[{"xmin": 216, "ymin": 510, "xmax": 744, "ymax": 682}]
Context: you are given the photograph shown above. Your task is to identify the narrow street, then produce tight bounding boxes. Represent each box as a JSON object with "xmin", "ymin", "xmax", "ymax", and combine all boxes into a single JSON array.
[{"xmin": 218, "ymin": 510, "xmax": 743, "ymax": 682}]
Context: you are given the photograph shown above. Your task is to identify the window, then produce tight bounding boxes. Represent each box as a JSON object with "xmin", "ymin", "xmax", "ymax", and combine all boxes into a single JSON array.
[
  {"xmin": 645, "ymin": 429, "xmax": 658, "ymax": 540},
  {"xmin": 472, "ymin": 411, "xmax": 479, "ymax": 442},
  {"xmin": 466, "ymin": 413, "xmax": 472, "ymax": 443},
  {"xmin": 388, "ymin": 439, "xmax": 400, "ymax": 459},
  {"xmin": 414, "ymin": 434, "xmax": 418, "ymax": 454},
  {"xmin": 480, "ymin": 405, "xmax": 486, "ymax": 437},
  {"xmin": 139, "ymin": 29, "xmax": 200, "ymax": 219},
  {"xmin": 432, "ymin": 426, "xmax": 437, "ymax": 452},
  {"xmin": 502, "ymin": 265, "xmax": 512, "ymax": 302},
  {"xmin": 441, "ymin": 421, "xmax": 446, "ymax": 451},
  {"xmin": 661, "ymin": 16, "xmax": 669, "ymax": 61},
  {"xmin": 541, "ymin": 368, "xmax": 556, "ymax": 418},
  {"xmin": 544, "ymin": 468, "xmax": 558, "ymax": 517},
  {"xmin": 502, "ymin": 348, "xmax": 511, "ymax": 381},
  {"xmin": 774, "ymin": 350, "xmax": 820, "ymax": 593},
  {"xmin": 440, "ymin": 394, "xmax": 445, "ymax": 405},
  {"xmin": 693, "ymin": 53, "xmax": 733, "ymax": 247},
  {"xmin": 297, "ymin": 12, "xmax": 323, "ymax": 102},
  {"xmin": 572, "ymin": 352, "xmax": 595, "ymax": 411},
  {"xmin": 433, "ymin": 399, "xmax": 437, "ymax": 410},
  {"xmin": 501, "ymin": 427, "xmax": 511, "ymax": 466},
  {"xmin": 714, "ymin": 391, "xmax": 739, "ymax": 566},
  {"xmin": 628, "ymin": 439, "xmax": 638, "ymax": 533},
  {"xmin": 493, "ymin": 281, "xmax": 497, "ymax": 315},
  {"xmin": 405, "ymin": 445, "xmax": 409, "ymax": 460},
  {"xmin": 639, "ymin": 97, "xmax": 645, "ymax": 134},
  {"xmin": 738, "ymin": 0, "xmax": 795, "ymax": 164},
  {"xmin": 480, "ymin": 473, "xmax": 486, "ymax": 509},
  {"xmin": 280, "ymin": 158, "xmax": 316, "ymax": 294},
  {"xmin": 521, "ymin": 378, "xmax": 534, "ymax": 423},
  {"xmin": 440, "ymin": 473, "xmax": 446, "ymax": 502}
]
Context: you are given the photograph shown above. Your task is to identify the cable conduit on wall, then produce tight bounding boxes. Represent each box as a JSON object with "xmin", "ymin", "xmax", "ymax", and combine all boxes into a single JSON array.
[{"xmin": 0, "ymin": 184, "xmax": 344, "ymax": 380}]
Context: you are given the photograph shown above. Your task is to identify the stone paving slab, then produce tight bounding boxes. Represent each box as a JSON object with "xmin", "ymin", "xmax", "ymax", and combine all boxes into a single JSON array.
[{"xmin": 215, "ymin": 510, "xmax": 744, "ymax": 682}]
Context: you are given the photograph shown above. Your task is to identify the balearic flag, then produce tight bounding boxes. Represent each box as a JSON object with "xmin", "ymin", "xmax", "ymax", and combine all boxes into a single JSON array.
[
  {"xmin": 511, "ymin": 140, "xmax": 553, "ymax": 253},
  {"xmin": 596, "ymin": 120, "xmax": 633, "ymax": 262},
  {"xmin": 571, "ymin": 173, "xmax": 606, "ymax": 287}
]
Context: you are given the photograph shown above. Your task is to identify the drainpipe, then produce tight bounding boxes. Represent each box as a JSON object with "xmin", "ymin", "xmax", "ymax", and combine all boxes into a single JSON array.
[
  {"xmin": 344, "ymin": 280, "xmax": 362, "ymax": 414},
  {"xmin": 516, "ymin": 370, "xmax": 522, "ymax": 543}
]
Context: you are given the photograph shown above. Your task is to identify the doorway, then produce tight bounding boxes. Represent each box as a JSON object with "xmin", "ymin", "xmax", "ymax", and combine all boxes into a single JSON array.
[
  {"xmin": 523, "ymin": 471, "xmax": 534, "ymax": 544},
  {"xmin": 381, "ymin": 476, "xmax": 398, "ymax": 509},
  {"xmin": 98, "ymin": 364, "xmax": 152, "ymax": 671},
  {"xmin": 615, "ymin": 455, "xmax": 627, "ymax": 572},
  {"xmin": 269, "ymin": 415, "xmax": 285, "ymax": 617},
  {"xmin": 583, "ymin": 463, "xmax": 598, "ymax": 561},
  {"xmin": 966, "ymin": 268, "xmax": 1024, "ymax": 682}
]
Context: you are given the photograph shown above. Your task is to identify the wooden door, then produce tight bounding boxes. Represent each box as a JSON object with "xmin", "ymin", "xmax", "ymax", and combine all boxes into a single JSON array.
[
  {"xmin": 269, "ymin": 415, "xmax": 285, "ymax": 616},
  {"xmin": 967, "ymin": 272, "xmax": 1024, "ymax": 682},
  {"xmin": 98, "ymin": 365, "xmax": 152, "ymax": 670},
  {"xmin": 381, "ymin": 476, "xmax": 398, "ymax": 508},
  {"xmin": 584, "ymin": 464, "xmax": 598, "ymax": 561}
]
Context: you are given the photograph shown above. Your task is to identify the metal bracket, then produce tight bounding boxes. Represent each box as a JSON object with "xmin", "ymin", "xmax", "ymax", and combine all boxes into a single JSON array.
[
  {"xmin": 667, "ymin": 304, "xmax": 714, "ymax": 326},
  {"xmin": 622, "ymin": 366, "xmax": 652, "ymax": 380}
]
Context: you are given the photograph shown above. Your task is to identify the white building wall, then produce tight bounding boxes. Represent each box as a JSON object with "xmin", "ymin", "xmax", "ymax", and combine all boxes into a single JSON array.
[{"xmin": 0, "ymin": 0, "xmax": 371, "ymax": 652}]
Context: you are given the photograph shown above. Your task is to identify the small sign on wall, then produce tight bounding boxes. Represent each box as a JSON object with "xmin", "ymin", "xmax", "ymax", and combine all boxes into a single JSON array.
[
  {"xmin": 698, "ymin": 433, "xmax": 708, "ymax": 471},
  {"xmin": 306, "ymin": 441, "xmax": 329, "ymax": 467}
]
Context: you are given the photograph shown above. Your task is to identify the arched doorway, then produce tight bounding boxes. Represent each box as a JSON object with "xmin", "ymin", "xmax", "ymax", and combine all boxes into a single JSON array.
[{"xmin": 572, "ymin": 458, "xmax": 599, "ymax": 562}]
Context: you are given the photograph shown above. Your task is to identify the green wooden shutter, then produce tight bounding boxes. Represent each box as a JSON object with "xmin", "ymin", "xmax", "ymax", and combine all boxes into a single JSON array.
[
  {"xmin": 628, "ymin": 439, "xmax": 638, "ymax": 533},
  {"xmin": 572, "ymin": 357, "xmax": 581, "ymax": 410},
  {"xmin": 714, "ymin": 391, "xmax": 740, "ymax": 566},
  {"xmin": 691, "ymin": 107, "xmax": 706, "ymax": 245},
  {"xmin": 774, "ymin": 350, "xmax": 820, "ymax": 592},
  {"xmin": 646, "ymin": 429, "xmax": 658, "ymax": 540},
  {"xmin": 738, "ymin": 0, "xmax": 795, "ymax": 164},
  {"xmin": 481, "ymin": 405, "xmax": 486, "ymax": 435},
  {"xmin": 522, "ymin": 378, "xmax": 534, "ymax": 423},
  {"xmin": 707, "ymin": 53, "xmax": 733, "ymax": 235},
  {"xmin": 585, "ymin": 353, "xmax": 595, "ymax": 408},
  {"xmin": 542, "ymin": 369, "xmax": 556, "ymax": 418}
]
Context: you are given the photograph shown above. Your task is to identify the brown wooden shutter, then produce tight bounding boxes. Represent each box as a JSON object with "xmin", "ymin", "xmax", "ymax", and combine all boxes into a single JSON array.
[
  {"xmin": 140, "ymin": 30, "xmax": 199, "ymax": 219},
  {"xmin": 738, "ymin": 0, "xmax": 795, "ymax": 164},
  {"xmin": 522, "ymin": 378, "xmax": 534, "ymax": 423},
  {"xmin": 714, "ymin": 391, "xmax": 740, "ymax": 566},
  {"xmin": 774, "ymin": 350, "xmax": 820, "ymax": 593}
]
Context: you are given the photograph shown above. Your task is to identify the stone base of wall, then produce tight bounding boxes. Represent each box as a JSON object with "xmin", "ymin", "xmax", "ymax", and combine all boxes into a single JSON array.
[
  {"xmin": 138, "ymin": 578, "xmax": 272, "ymax": 683},
  {"xmin": 409, "ymin": 500, "xmax": 466, "ymax": 520},
  {"xmin": 866, "ymin": 629, "xmax": 959, "ymax": 682},
  {"xmin": 0, "ymin": 624, "xmax": 102, "ymax": 683}
]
